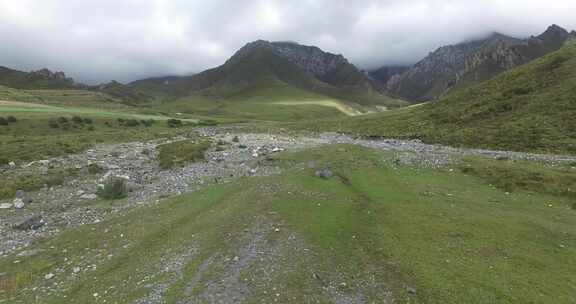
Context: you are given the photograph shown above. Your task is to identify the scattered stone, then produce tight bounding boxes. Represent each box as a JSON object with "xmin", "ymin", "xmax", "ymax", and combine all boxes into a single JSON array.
[
  {"xmin": 315, "ymin": 168, "xmax": 333, "ymax": 179},
  {"xmin": 80, "ymin": 193, "xmax": 98, "ymax": 200},
  {"xmin": 17, "ymin": 249, "xmax": 44, "ymax": 257},
  {"xmin": 13, "ymin": 198, "xmax": 25, "ymax": 209},
  {"xmin": 407, "ymin": 287, "xmax": 417, "ymax": 294},
  {"xmin": 15, "ymin": 190, "xmax": 25, "ymax": 198},
  {"xmin": 0, "ymin": 203, "xmax": 12, "ymax": 209},
  {"xmin": 13, "ymin": 216, "xmax": 45, "ymax": 231}
]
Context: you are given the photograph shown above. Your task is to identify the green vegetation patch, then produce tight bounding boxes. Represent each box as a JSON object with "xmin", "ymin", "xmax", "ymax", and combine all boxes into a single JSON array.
[
  {"xmin": 0, "ymin": 168, "xmax": 78, "ymax": 199},
  {"xmin": 157, "ymin": 139, "xmax": 212, "ymax": 169},
  {"xmin": 459, "ymin": 157, "xmax": 576, "ymax": 198}
]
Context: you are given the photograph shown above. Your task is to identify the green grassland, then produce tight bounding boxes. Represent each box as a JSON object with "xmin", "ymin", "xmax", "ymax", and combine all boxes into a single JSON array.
[
  {"xmin": 154, "ymin": 83, "xmax": 351, "ymax": 122},
  {"xmin": 0, "ymin": 106, "xmax": 205, "ymax": 165},
  {"xmin": 290, "ymin": 42, "xmax": 576, "ymax": 154},
  {"xmin": 1, "ymin": 145, "xmax": 575, "ymax": 303}
]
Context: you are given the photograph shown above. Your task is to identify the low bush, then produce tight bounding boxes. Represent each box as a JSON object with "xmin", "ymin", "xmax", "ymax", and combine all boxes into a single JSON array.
[
  {"xmin": 6, "ymin": 116, "xmax": 17, "ymax": 123},
  {"xmin": 72, "ymin": 116, "xmax": 84, "ymax": 124},
  {"xmin": 0, "ymin": 117, "xmax": 8, "ymax": 126},
  {"xmin": 167, "ymin": 119, "xmax": 183, "ymax": 128}
]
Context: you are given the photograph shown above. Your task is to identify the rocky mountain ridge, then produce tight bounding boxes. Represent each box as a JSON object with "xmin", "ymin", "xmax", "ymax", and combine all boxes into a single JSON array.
[
  {"xmin": 375, "ymin": 24, "xmax": 576, "ymax": 102},
  {"xmin": 227, "ymin": 40, "xmax": 369, "ymax": 88}
]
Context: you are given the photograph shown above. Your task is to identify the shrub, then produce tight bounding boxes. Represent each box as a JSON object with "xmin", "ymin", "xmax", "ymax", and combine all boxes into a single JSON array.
[
  {"xmin": 0, "ymin": 117, "xmax": 8, "ymax": 126},
  {"xmin": 167, "ymin": 119, "xmax": 183, "ymax": 128},
  {"xmin": 6, "ymin": 116, "xmax": 17, "ymax": 123},
  {"xmin": 48, "ymin": 120, "xmax": 60, "ymax": 129},
  {"xmin": 232, "ymin": 136, "xmax": 240, "ymax": 143},
  {"xmin": 83, "ymin": 118, "xmax": 93, "ymax": 124},
  {"xmin": 72, "ymin": 116, "xmax": 84, "ymax": 124},
  {"xmin": 96, "ymin": 177, "xmax": 128, "ymax": 200},
  {"xmin": 57, "ymin": 117, "xmax": 69, "ymax": 124},
  {"xmin": 124, "ymin": 119, "xmax": 140, "ymax": 127}
]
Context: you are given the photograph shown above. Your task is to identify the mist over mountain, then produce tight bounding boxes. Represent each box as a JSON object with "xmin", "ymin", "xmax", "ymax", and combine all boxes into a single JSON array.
[
  {"xmin": 372, "ymin": 24, "xmax": 576, "ymax": 102},
  {"xmin": 1, "ymin": 0, "xmax": 576, "ymax": 84}
]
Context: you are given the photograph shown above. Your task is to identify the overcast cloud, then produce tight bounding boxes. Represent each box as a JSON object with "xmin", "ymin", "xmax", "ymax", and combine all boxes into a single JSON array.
[{"xmin": 1, "ymin": 0, "xmax": 575, "ymax": 84}]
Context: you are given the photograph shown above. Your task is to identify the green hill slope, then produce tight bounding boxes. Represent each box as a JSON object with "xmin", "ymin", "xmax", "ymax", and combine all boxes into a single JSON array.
[
  {"xmin": 295, "ymin": 41, "xmax": 576, "ymax": 154},
  {"xmin": 132, "ymin": 42, "xmax": 406, "ymax": 120}
]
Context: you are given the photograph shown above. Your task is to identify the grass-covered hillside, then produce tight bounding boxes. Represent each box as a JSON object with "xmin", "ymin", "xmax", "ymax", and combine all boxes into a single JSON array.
[
  {"xmin": 295, "ymin": 41, "xmax": 576, "ymax": 154},
  {"xmin": 132, "ymin": 44, "xmax": 406, "ymax": 120}
]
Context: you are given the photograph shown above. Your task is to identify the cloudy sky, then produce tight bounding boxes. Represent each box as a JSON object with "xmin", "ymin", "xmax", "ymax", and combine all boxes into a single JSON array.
[{"xmin": 1, "ymin": 0, "xmax": 575, "ymax": 84}]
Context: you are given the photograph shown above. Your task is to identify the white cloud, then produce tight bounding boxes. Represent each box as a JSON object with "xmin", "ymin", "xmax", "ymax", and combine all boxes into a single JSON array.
[{"xmin": 0, "ymin": 0, "xmax": 574, "ymax": 83}]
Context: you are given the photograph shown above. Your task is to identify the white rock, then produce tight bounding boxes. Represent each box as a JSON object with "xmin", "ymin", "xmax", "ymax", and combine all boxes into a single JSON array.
[
  {"xmin": 0, "ymin": 203, "xmax": 12, "ymax": 209},
  {"xmin": 8, "ymin": 161, "xmax": 16, "ymax": 167},
  {"xmin": 73, "ymin": 267, "xmax": 81, "ymax": 273},
  {"xmin": 45, "ymin": 273, "xmax": 55, "ymax": 280},
  {"xmin": 13, "ymin": 198, "xmax": 25, "ymax": 209}
]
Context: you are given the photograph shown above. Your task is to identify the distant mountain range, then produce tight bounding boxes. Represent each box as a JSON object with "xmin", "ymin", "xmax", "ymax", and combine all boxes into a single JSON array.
[
  {"xmin": 371, "ymin": 24, "xmax": 576, "ymax": 102},
  {"xmin": 0, "ymin": 24, "xmax": 574, "ymax": 107}
]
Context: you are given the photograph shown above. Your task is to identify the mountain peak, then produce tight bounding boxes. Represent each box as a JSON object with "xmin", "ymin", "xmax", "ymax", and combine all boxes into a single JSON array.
[{"xmin": 538, "ymin": 24, "xmax": 570, "ymax": 41}]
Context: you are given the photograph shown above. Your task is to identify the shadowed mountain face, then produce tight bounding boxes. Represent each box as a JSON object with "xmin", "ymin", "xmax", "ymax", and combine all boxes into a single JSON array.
[
  {"xmin": 131, "ymin": 40, "xmax": 402, "ymax": 106},
  {"xmin": 373, "ymin": 24, "xmax": 576, "ymax": 102}
]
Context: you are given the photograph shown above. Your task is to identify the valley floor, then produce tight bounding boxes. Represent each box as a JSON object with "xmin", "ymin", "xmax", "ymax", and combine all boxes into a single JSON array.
[{"xmin": 1, "ymin": 127, "xmax": 575, "ymax": 303}]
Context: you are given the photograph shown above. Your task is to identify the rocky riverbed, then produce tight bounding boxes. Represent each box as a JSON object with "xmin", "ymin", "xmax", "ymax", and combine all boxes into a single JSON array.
[{"xmin": 2, "ymin": 126, "xmax": 576, "ymax": 257}]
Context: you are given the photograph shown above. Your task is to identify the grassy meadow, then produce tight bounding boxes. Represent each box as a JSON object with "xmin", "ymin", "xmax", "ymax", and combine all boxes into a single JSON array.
[{"xmin": 1, "ymin": 145, "xmax": 575, "ymax": 303}]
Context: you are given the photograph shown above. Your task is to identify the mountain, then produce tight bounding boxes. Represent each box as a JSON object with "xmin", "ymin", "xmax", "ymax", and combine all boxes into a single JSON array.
[
  {"xmin": 367, "ymin": 65, "xmax": 409, "ymax": 90},
  {"xmin": 376, "ymin": 24, "xmax": 575, "ymax": 102},
  {"xmin": 131, "ymin": 40, "xmax": 404, "ymax": 107},
  {"xmin": 0, "ymin": 66, "xmax": 76, "ymax": 89},
  {"xmin": 298, "ymin": 40, "xmax": 576, "ymax": 154}
]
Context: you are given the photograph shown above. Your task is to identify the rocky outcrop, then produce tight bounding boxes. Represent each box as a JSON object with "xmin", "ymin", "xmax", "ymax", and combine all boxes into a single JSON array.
[
  {"xmin": 27, "ymin": 68, "xmax": 72, "ymax": 83},
  {"xmin": 382, "ymin": 25, "xmax": 575, "ymax": 102},
  {"xmin": 0, "ymin": 66, "xmax": 76, "ymax": 89}
]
